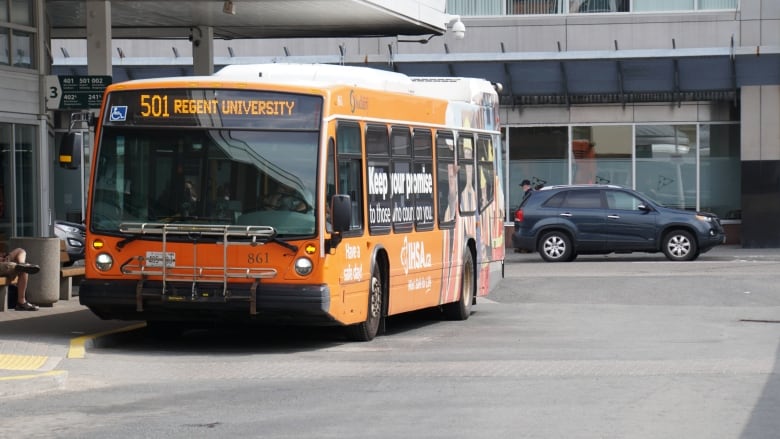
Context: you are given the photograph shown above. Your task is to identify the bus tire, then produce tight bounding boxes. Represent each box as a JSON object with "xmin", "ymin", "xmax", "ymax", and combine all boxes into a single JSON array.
[
  {"xmin": 345, "ymin": 263, "xmax": 384, "ymax": 341},
  {"xmin": 443, "ymin": 250, "xmax": 474, "ymax": 321}
]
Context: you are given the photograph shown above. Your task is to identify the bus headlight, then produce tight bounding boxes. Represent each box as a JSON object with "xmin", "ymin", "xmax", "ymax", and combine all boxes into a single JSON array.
[
  {"xmin": 95, "ymin": 253, "xmax": 113, "ymax": 271},
  {"xmin": 294, "ymin": 257, "xmax": 313, "ymax": 276}
]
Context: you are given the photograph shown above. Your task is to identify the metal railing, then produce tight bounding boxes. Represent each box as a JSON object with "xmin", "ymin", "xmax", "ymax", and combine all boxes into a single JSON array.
[
  {"xmin": 446, "ymin": 0, "xmax": 737, "ymax": 16},
  {"xmin": 510, "ymin": 0, "xmax": 562, "ymax": 14},
  {"xmin": 117, "ymin": 223, "xmax": 279, "ymax": 298}
]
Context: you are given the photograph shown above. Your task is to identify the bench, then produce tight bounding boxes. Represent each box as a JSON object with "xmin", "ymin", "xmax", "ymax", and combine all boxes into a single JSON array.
[
  {"xmin": 0, "ymin": 242, "xmax": 18, "ymax": 311},
  {"xmin": 0, "ymin": 274, "xmax": 18, "ymax": 312},
  {"xmin": 60, "ymin": 240, "xmax": 85, "ymax": 300}
]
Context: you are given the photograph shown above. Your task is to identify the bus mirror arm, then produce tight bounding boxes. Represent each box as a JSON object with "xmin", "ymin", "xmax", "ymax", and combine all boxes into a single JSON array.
[
  {"xmin": 68, "ymin": 111, "xmax": 96, "ymax": 129},
  {"xmin": 327, "ymin": 231, "xmax": 343, "ymax": 253},
  {"xmin": 59, "ymin": 112, "xmax": 96, "ymax": 170}
]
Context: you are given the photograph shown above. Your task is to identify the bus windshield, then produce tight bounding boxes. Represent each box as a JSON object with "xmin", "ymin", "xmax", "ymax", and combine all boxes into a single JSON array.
[{"xmin": 91, "ymin": 127, "xmax": 319, "ymax": 237}]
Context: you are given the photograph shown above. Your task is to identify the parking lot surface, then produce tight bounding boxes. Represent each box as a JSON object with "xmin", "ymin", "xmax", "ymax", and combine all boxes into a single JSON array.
[{"xmin": 1, "ymin": 245, "xmax": 779, "ymax": 438}]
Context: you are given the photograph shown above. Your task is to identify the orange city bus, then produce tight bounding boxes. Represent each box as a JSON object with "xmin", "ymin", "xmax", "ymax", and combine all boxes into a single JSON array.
[{"xmin": 75, "ymin": 63, "xmax": 505, "ymax": 341}]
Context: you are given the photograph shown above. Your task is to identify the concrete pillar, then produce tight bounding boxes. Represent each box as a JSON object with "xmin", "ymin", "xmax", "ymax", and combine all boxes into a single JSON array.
[
  {"xmin": 86, "ymin": 0, "xmax": 112, "ymax": 76},
  {"xmin": 192, "ymin": 26, "xmax": 214, "ymax": 75},
  {"xmin": 740, "ymin": 85, "xmax": 780, "ymax": 247},
  {"xmin": 10, "ymin": 237, "xmax": 60, "ymax": 306}
]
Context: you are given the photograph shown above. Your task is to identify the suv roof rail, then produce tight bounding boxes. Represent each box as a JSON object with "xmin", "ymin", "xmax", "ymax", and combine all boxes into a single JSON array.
[{"xmin": 540, "ymin": 184, "xmax": 624, "ymax": 190}]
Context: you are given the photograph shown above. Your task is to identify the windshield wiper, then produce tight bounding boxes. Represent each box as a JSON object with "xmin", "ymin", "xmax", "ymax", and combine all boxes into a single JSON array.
[
  {"xmin": 262, "ymin": 236, "xmax": 298, "ymax": 253},
  {"xmin": 116, "ymin": 234, "xmax": 141, "ymax": 250}
]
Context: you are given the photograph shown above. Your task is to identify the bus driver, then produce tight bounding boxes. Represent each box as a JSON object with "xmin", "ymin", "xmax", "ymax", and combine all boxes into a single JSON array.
[{"xmin": 264, "ymin": 183, "xmax": 308, "ymax": 212}]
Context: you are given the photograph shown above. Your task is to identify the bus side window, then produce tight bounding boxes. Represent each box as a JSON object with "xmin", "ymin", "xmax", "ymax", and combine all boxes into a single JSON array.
[
  {"xmin": 326, "ymin": 138, "xmax": 336, "ymax": 231},
  {"xmin": 436, "ymin": 131, "xmax": 456, "ymax": 227},
  {"xmin": 477, "ymin": 135, "xmax": 495, "ymax": 212},
  {"xmin": 336, "ymin": 122, "xmax": 363, "ymax": 231},
  {"xmin": 413, "ymin": 128, "xmax": 434, "ymax": 231},
  {"xmin": 458, "ymin": 133, "xmax": 477, "ymax": 215}
]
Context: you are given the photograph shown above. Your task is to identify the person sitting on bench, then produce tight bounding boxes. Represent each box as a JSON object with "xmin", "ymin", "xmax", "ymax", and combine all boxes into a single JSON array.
[{"xmin": 0, "ymin": 247, "xmax": 41, "ymax": 311}]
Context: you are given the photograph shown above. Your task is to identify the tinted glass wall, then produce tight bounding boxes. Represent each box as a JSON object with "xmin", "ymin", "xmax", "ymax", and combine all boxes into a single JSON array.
[
  {"xmin": 506, "ymin": 123, "xmax": 740, "ymax": 219},
  {"xmin": 0, "ymin": 122, "xmax": 37, "ymax": 239},
  {"xmin": 507, "ymin": 126, "xmax": 568, "ymax": 209}
]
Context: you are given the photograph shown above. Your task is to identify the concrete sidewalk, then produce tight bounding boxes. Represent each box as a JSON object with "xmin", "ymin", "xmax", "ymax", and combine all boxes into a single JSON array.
[
  {"xmin": 0, "ymin": 291, "xmax": 139, "ymax": 398},
  {"xmin": 0, "ymin": 298, "xmax": 85, "ymax": 397}
]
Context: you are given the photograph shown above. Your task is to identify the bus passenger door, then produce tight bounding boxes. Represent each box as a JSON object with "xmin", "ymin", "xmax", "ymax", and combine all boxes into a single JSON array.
[{"xmin": 327, "ymin": 121, "xmax": 369, "ymax": 325}]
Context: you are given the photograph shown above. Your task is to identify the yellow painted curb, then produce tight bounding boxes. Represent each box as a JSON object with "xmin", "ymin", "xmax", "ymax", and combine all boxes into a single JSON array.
[
  {"xmin": 68, "ymin": 322, "xmax": 147, "ymax": 359},
  {"xmin": 0, "ymin": 354, "xmax": 48, "ymax": 371},
  {"xmin": 0, "ymin": 369, "xmax": 66, "ymax": 382}
]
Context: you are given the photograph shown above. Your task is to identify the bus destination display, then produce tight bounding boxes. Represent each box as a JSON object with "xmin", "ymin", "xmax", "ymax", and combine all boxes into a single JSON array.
[{"xmin": 104, "ymin": 89, "xmax": 322, "ymax": 130}]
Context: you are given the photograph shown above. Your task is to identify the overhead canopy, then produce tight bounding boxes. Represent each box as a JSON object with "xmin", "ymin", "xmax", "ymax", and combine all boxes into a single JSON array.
[
  {"xmin": 46, "ymin": 0, "xmax": 448, "ymax": 39},
  {"xmin": 45, "ymin": 1, "xmax": 780, "ymax": 105},
  {"xmin": 53, "ymin": 46, "xmax": 780, "ymax": 106},
  {"xmin": 387, "ymin": 46, "xmax": 780, "ymax": 105}
]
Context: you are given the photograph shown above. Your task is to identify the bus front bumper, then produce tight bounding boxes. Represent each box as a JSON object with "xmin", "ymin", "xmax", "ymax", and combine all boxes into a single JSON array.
[{"xmin": 78, "ymin": 279, "xmax": 333, "ymax": 324}]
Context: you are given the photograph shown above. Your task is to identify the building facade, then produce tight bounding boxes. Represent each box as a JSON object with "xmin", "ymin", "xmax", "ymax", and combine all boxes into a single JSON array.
[
  {"xmin": 0, "ymin": 0, "xmax": 53, "ymax": 241},
  {"xmin": 4, "ymin": 1, "xmax": 779, "ymax": 247}
]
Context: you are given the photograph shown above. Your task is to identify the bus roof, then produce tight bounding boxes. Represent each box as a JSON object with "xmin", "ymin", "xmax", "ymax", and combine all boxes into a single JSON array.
[
  {"xmin": 215, "ymin": 63, "xmax": 415, "ymax": 94},
  {"xmin": 214, "ymin": 63, "xmax": 497, "ymax": 104},
  {"xmin": 108, "ymin": 64, "xmax": 498, "ymax": 107}
]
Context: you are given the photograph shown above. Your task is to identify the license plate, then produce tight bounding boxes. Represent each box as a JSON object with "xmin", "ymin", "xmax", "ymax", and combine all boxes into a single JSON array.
[{"xmin": 145, "ymin": 251, "xmax": 176, "ymax": 267}]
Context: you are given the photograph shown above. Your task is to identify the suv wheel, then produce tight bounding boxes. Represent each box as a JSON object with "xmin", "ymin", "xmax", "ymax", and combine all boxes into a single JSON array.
[
  {"xmin": 662, "ymin": 230, "xmax": 698, "ymax": 261},
  {"xmin": 538, "ymin": 231, "xmax": 572, "ymax": 262}
]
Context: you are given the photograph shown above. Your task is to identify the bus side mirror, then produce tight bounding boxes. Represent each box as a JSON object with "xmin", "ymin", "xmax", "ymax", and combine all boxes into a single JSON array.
[
  {"xmin": 327, "ymin": 194, "xmax": 351, "ymax": 250},
  {"xmin": 331, "ymin": 194, "xmax": 351, "ymax": 232},
  {"xmin": 59, "ymin": 132, "xmax": 82, "ymax": 170}
]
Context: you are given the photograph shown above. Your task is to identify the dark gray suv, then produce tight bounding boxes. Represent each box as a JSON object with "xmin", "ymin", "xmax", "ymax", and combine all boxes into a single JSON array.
[{"xmin": 512, "ymin": 185, "xmax": 726, "ymax": 262}]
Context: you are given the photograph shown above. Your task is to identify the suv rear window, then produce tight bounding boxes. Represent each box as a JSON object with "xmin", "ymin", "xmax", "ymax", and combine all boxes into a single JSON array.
[
  {"xmin": 565, "ymin": 190, "xmax": 602, "ymax": 208},
  {"xmin": 544, "ymin": 189, "xmax": 602, "ymax": 209},
  {"xmin": 543, "ymin": 192, "xmax": 566, "ymax": 208}
]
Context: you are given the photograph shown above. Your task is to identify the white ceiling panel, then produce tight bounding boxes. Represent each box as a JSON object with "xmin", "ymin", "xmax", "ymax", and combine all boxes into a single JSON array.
[{"xmin": 46, "ymin": 0, "xmax": 448, "ymax": 39}]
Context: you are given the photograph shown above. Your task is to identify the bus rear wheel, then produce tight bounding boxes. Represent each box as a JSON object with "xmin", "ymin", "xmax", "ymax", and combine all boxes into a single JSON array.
[
  {"xmin": 443, "ymin": 250, "xmax": 474, "ymax": 320},
  {"xmin": 345, "ymin": 263, "xmax": 383, "ymax": 341}
]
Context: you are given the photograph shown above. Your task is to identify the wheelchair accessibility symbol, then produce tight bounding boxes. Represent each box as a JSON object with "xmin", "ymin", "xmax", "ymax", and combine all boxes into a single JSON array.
[{"xmin": 110, "ymin": 106, "xmax": 128, "ymax": 121}]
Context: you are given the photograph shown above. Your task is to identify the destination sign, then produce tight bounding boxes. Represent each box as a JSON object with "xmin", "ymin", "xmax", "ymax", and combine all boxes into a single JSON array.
[
  {"xmin": 167, "ymin": 98, "xmax": 296, "ymax": 116},
  {"xmin": 45, "ymin": 75, "xmax": 112, "ymax": 110},
  {"xmin": 103, "ymin": 89, "xmax": 322, "ymax": 130}
]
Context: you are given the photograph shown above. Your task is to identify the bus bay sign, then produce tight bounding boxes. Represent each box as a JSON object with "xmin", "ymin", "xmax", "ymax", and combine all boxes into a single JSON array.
[{"xmin": 46, "ymin": 75, "xmax": 112, "ymax": 110}]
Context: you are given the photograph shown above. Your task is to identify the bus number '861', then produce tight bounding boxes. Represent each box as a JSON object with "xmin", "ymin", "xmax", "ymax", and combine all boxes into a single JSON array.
[{"xmin": 248, "ymin": 252, "xmax": 270, "ymax": 264}]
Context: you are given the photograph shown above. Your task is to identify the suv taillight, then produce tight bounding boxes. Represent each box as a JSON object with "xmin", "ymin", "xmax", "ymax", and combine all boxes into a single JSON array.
[{"xmin": 514, "ymin": 209, "xmax": 524, "ymax": 222}]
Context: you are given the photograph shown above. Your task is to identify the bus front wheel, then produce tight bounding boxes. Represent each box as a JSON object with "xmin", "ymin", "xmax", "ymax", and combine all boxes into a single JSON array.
[{"xmin": 345, "ymin": 263, "xmax": 384, "ymax": 341}]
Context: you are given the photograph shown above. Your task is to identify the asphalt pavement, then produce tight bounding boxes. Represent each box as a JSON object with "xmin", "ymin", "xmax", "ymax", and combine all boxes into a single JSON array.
[{"xmin": 1, "ymin": 244, "xmax": 778, "ymax": 399}]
